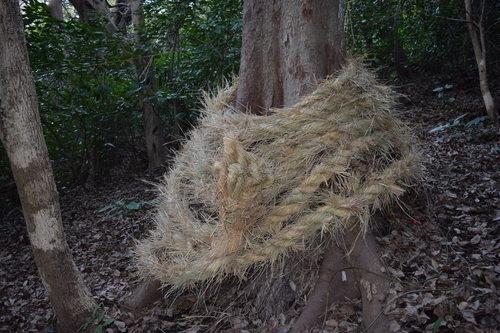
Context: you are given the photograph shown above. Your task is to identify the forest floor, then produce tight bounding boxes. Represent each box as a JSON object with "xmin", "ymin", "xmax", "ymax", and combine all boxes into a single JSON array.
[{"xmin": 1, "ymin": 73, "xmax": 500, "ymax": 333}]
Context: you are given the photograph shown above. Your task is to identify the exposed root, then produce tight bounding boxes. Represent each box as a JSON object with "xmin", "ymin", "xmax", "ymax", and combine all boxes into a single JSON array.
[
  {"xmin": 291, "ymin": 227, "xmax": 393, "ymax": 333},
  {"xmin": 290, "ymin": 242, "xmax": 360, "ymax": 333},
  {"xmin": 346, "ymin": 227, "xmax": 394, "ymax": 332},
  {"xmin": 122, "ymin": 279, "xmax": 163, "ymax": 312}
]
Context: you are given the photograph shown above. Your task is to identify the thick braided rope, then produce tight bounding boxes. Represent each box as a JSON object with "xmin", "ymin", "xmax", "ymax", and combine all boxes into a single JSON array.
[
  {"xmin": 135, "ymin": 61, "xmax": 420, "ymax": 289},
  {"xmin": 161, "ymin": 137, "xmax": 415, "ymax": 285}
]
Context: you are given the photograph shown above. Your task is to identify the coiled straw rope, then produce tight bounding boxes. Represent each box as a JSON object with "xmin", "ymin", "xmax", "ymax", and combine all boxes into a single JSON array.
[{"xmin": 135, "ymin": 60, "xmax": 421, "ymax": 290}]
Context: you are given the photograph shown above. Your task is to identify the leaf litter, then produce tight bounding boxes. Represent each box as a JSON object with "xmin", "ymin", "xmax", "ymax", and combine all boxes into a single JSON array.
[{"xmin": 1, "ymin": 73, "xmax": 500, "ymax": 332}]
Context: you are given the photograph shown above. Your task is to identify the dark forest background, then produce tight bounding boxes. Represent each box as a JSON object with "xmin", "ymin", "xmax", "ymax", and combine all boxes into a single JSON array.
[{"xmin": 1, "ymin": 0, "xmax": 499, "ymax": 215}]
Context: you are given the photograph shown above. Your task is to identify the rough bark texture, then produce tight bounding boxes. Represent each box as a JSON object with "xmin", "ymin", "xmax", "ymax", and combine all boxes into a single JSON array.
[
  {"xmin": 291, "ymin": 227, "xmax": 393, "ymax": 333},
  {"xmin": 112, "ymin": 0, "xmax": 132, "ymax": 30},
  {"xmin": 465, "ymin": 0, "xmax": 497, "ymax": 119},
  {"xmin": 0, "ymin": 1, "xmax": 98, "ymax": 331},
  {"xmin": 393, "ymin": 42, "xmax": 416, "ymax": 82},
  {"xmin": 131, "ymin": 0, "xmax": 168, "ymax": 170},
  {"xmin": 236, "ymin": 0, "xmax": 345, "ymax": 114}
]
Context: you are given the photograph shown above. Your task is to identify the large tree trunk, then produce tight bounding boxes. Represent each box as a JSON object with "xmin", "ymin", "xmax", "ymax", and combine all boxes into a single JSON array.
[
  {"xmin": 465, "ymin": 0, "xmax": 497, "ymax": 119},
  {"xmin": 131, "ymin": 0, "xmax": 168, "ymax": 170},
  {"xmin": 236, "ymin": 1, "xmax": 393, "ymax": 332},
  {"xmin": 0, "ymin": 1, "xmax": 98, "ymax": 332},
  {"xmin": 68, "ymin": 0, "xmax": 121, "ymax": 33},
  {"xmin": 236, "ymin": 0, "xmax": 344, "ymax": 114}
]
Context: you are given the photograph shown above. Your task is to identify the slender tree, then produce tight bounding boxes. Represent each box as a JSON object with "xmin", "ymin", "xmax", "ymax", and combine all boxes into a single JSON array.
[
  {"xmin": 0, "ymin": 0, "xmax": 98, "ymax": 331},
  {"xmin": 465, "ymin": 0, "xmax": 497, "ymax": 119},
  {"xmin": 130, "ymin": 0, "xmax": 168, "ymax": 170},
  {"xmin": 236, "ymin": 1, "xmax": 393, "ymax": 332}
]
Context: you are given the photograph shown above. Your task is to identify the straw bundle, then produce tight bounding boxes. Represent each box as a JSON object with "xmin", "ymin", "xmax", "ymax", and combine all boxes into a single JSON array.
[{"xmin": 135, "ymin": 60, "xmax": 421, "ymax": 291}]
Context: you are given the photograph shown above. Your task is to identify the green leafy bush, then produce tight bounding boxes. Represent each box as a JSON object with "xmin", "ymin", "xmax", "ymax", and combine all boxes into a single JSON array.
[
  {"xmin": 23, "ymin": 0, "xmax": 142, "ymax": 187},
  {"xmin": 143, "ymin": 0, "xmax": 242, "ymax": 131},
  {"xmin": 346, "ymin": 0, "xmax": 499, "ymax": 76},
  {"xmin": 1, "ymin": 0, "xmax": 242, "ymax": 212}
]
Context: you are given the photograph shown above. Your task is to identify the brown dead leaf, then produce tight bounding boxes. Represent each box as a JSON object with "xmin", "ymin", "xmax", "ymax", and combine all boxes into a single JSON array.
[{"xmin": 339, "ymin": 303, "xmax": 356, "ymax": 316}]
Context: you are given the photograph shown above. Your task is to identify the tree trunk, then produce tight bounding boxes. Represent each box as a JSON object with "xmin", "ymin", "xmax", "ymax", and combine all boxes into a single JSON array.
[
  {"xmin": 236, "ymin": 1, "xmax": 393, "ymax": 332},
  {"xmin": 68, "ymin": 0, "xmax": 110, "ymax": 23},
  {"xmin": 393, "ymin": 5, "xmax": 416, "ymax": 83},
  {"xmin": 393, "ymin": 41, "xmax": 416, "ymax": 82},
  {"xmin": 465, "ymin": 0, "xmax": 497, "ymax": 119},
  {"xmin": 131, "ymin": 0, "xmax": 168, "ymax": 170},
  {"xmin": 236, "ymin": 0, "xmax": 345, "ymax": 114},
  {"xmin": 48, "ymin": 0, "xmax": 64, "ymax": 20},
  {"xmin": 0, "ymin": 1, "xmax": 98, "ymax": 332}
]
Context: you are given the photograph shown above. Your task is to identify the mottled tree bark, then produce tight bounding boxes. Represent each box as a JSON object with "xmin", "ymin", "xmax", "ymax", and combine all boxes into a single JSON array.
[
  {"xmin": 465, "ymin": 0, "xmax": 497, "ymax": 119},
  {"xmin": 236, "ymin": 0, "xmax": 345, "ymax": 114},
  {"xmin": 0, "ymin": 1, "xmax": 97, "ymax": 331}
]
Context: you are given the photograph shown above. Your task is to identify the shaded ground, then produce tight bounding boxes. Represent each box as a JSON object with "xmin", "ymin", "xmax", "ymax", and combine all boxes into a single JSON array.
[{"xmin": 1, "ymin": 74, "xmax": 499, "ymax": 333}]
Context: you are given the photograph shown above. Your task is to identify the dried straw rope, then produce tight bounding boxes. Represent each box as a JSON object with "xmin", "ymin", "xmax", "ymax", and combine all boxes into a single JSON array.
[{"xmin": 135, "ymin": 60, "xmax": 421, "ymax": 290}]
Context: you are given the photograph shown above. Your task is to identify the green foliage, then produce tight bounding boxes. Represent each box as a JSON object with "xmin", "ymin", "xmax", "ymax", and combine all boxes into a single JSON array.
[
  {"xmin": 346, "ymin": 0, "xmax": 499, "ymax": 77},
  {"xmin": 142, "ymin": 0, "xmax": 242, "ymax": 129},
  {"xmin": 77, "ymin": 303, "xmax": 115, "ymax": 333},
  {"xmin": 1, "ymin": 0, "xmax": 242, "ymax": 211},
  {"xmin": 22, "ymin": 0, "xmax": 142, "ymax": 187},
  {"xmin": 465, "ymin": 116, "xmax": 489, "ymax": 127},
  {"xmin": 432, "ymin": 317, "xmax": 444, "ymax": 332},
  {"xmin": 429, "ymin": 113, "xmax": 468, "ymax": 133},
  {"xmin": 432, "ymin": 84, "xmax": 455, "ymax": 105}
]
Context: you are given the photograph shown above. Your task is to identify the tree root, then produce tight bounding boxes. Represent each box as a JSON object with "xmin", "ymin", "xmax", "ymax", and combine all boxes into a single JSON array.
[
  {"xmin": 290, "ymin": 242, "xmax": 360, "ymax": 333},
  {"xmin": 122, "ymin": 228, "xmax": 394, "ymax": 332},
  {"xmin": 291, "ymin": 227, "xmax": 394, "ymax": 333},
  {"xmin": 122, "ymin": 279, "xmax": 163, "ymax": 312}
]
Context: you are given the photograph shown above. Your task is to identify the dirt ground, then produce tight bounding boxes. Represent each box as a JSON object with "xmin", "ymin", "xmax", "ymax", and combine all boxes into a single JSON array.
[{"xmin": 1, "ymin": 73, "xmax": 499, "ymax": 333}]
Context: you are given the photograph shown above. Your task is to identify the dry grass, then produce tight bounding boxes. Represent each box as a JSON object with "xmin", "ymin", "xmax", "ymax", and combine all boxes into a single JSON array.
[{"xmin": 135, "ymin": 60, "xmax": 422, "ymax": 295}]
